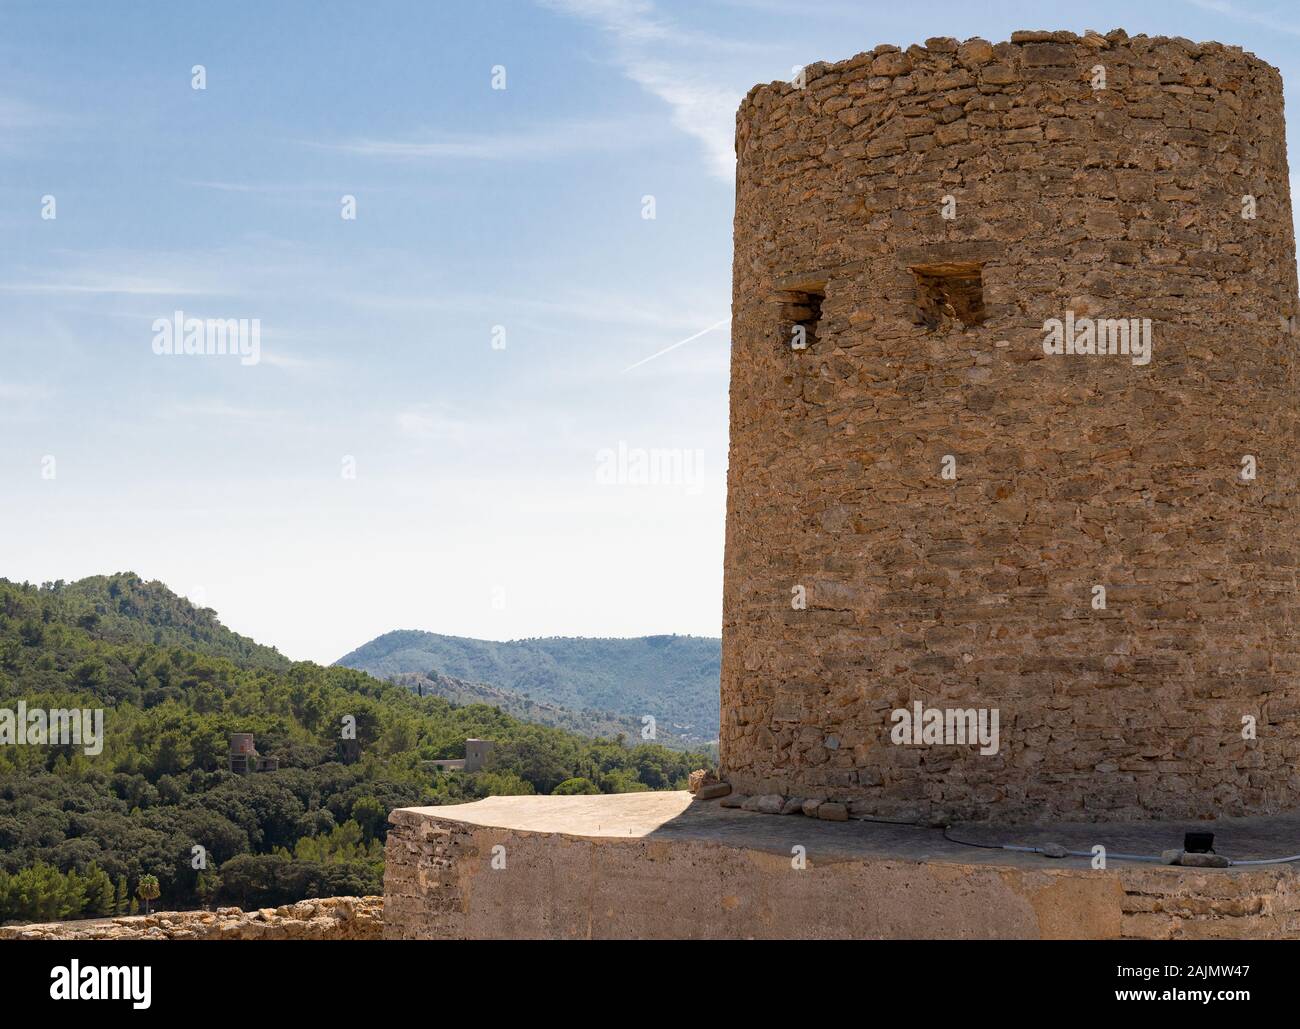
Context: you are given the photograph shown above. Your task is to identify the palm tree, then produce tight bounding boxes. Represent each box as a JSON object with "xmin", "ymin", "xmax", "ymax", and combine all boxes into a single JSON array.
[{"xmin": 136, "ymin": 874, "xmax": 160, "ymax": 915}]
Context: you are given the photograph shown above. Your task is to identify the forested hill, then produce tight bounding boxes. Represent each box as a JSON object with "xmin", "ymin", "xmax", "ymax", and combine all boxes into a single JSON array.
[
  {"xmin": 336, "ymin": 631, "xmax": 721, "ymax": 741},
  {"xmin": 16, "ymin": 573, "xmax": 290, "ymax": 669},
  {"xmin": 389, "ymin": 670, "xmax": 702, "ymax": 749},
  {"xmin": 0, "ymin": 575, "xmax": 709, "ymax": 924}
]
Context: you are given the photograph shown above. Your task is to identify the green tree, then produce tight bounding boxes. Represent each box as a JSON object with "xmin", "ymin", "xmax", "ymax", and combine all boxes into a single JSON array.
[
  {"xmin": 136, "ymin": 873, "xmax": 160, "ymax": 915},
  {"xmin": 349, "ymin": 796, "xmax": 386, "ymax": 842},
  {"xmin": 196, "ymin": 871, "xmax": 222, "ymax": 910},
  {"xmin": 552, "ymin": 777, "xmax": 601, "ymax": 795},
  {"xmin": 82, "ymin": 863, "xmax": 115, "ymax": 917}
]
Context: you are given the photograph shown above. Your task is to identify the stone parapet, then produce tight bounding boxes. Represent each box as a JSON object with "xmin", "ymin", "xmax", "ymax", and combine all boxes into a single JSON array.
[{"xmin": 383, "ymin": 794, "xmax": 1300, "ymax": 939}]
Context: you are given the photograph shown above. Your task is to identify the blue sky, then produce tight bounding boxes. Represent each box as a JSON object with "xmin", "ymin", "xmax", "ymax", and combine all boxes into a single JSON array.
[{"xmin": 1, "ymin": 0, "xmax": 1297, "ymax": 662}]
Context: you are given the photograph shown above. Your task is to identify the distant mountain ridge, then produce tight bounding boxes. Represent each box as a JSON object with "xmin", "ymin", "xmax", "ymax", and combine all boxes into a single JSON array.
[{"xmin": 336, "ymin": 630, "xmax": 721, "ymax": 742}]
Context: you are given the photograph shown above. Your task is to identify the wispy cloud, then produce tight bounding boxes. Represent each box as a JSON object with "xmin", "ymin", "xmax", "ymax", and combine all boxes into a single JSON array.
[
  {"xmin": 0, "ymin": 276, "xmax": 212, "ymax": 297},
  {"xmin": 0, "ymin": 97, "xmax": 41, "ymax": 129},
  {"xmin": 1, "ymin": 245, "xmax": 351, "ymax": 307},
  {"xmin": 1187, "ymin": 0, "xmax": 1300, "ymax": 37},
  {"xmin": 0, "ymin": 97, "xmax": 45, "ymax": 153},
  {"xmin": 0, "ymin": 380, "xmax": 53, "ymax": 401},
  {"xmin": 620, "ymin": 60, "xmax": 740, "ymax": 180},
  {"xmin": 396, "ymin": 403, "xmax": 470, "ymax": 442},
  {"xmin": 540, "ymin": 0, "xmax": 736, "ymax": 47},
  {"xmin": 183, "ymin": 180, "xmax": 343, "ymax": 195},
  {"xmin": 540, "ymin": 0, "xmax": 745, "ymax": 181},
  {"xmin": 711, "ymin": 0, "xmax": 862, "ymax": 12},
  {"xmin": 167, "ymin": 401, "xmax": 277, "ymax": 422},
  {"xmin": 258, "ymin": 349, "xmax": 324, "ymax": 372},
  {"xmin": 343, "ymin": 284, "xmax": 720, "ymax": 335},
  {"xmin": 305, "ymin": 118, "xmax": 656, "ymax": 163}
]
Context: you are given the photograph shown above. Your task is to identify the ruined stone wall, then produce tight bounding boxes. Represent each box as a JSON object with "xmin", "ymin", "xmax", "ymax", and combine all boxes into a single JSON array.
[
  {"xmin": 383, "ymin": 809, "xmax": 477, "ymax": 939},
  {"xmin": 722, "ymin": 29, "xmax": 1300, "ymax": 822},
  {"xmin": 0, "ymin": 896, "xmax": 382, "ymax": 940}
]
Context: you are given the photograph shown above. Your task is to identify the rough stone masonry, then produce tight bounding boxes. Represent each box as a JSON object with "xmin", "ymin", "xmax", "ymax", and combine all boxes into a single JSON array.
[
  {"xmin": 721, "ymin": 29, "xmax": 1300, "ymax": 823},
  {"xmin": 0, "ymin": 897, "xmax": 382, "ymax": 940}
]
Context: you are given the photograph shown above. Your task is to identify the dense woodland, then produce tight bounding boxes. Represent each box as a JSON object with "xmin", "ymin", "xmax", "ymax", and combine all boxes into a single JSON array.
[{"xmin": 0, "ymin": 573, "xmax": 710, "ymax": 922}]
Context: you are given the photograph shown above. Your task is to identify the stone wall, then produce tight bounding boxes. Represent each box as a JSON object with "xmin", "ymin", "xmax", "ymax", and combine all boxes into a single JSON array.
[
  {"xmin": 723, "ymin": 29, "xmax": 1300, "ymax": 823},
  {"xmin": 382, "ymin": 800, "xmax": 1300, "ymax": 939},
  {"xmin": 0, "ymin": 896, "xmax": 382, "ymax": 940},
  {"xmin": 383, "ymin": 809, "xmax": 476, "ymax": 939}
]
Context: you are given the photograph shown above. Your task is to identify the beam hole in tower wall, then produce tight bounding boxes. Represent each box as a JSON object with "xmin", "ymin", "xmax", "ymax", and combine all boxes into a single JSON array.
[
  {"xmin": 910, "ymin": 262, "xmax": 986, "ymax": 331},
  {"xmin": 774, "ymin": 286, "xmax": 825, "ymax": 351}
]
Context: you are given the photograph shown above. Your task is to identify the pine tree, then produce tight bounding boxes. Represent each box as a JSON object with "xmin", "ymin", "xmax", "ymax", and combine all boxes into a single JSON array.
[
  {"xmin": 196, "ymin": 871, "xmax": 222, "ymax": 910},
  {"xmin": 82, "ymin": 863, "xmax": 115, "ymax": 917}
]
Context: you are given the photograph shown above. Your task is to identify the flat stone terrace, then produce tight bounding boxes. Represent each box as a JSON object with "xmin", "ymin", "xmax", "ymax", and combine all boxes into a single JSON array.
[
  {"xmin": 393, "ymin": 792, "xmax": 1300, "ymax": 864},
  {"xmin": 384, "ymin": 793, "xmax": 1300, "ymax": 939}
]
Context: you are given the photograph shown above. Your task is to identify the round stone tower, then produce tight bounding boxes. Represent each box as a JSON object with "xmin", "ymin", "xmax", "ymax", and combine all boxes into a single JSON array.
[{"xmin": 722, "ymin": 29, "xmax": 1300, "ymax": 823}]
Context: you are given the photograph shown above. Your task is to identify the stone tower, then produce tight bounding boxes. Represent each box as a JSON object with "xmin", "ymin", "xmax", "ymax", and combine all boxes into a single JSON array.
[{"xmin": 722, "ymin": 29, "xmax": 1299, "ymax": 823}]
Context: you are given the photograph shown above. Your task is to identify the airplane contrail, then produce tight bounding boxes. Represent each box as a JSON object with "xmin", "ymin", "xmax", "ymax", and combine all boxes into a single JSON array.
[{"xmin": 621, "ymin": 316, "xmax": 731, "ymax": 373}]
